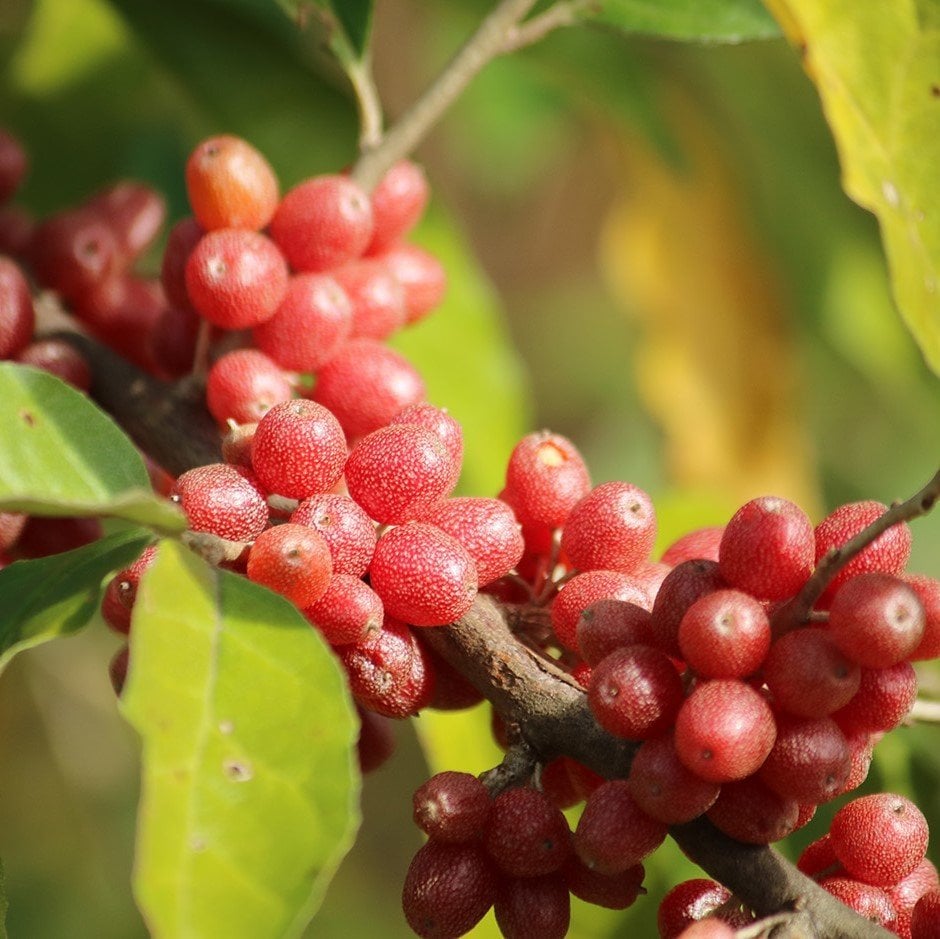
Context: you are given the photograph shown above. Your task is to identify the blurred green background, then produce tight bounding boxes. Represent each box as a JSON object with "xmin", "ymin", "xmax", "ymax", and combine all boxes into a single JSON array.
[{"xmin": 1, "ymin": 0, "xmax": 939, "ymax": 936}]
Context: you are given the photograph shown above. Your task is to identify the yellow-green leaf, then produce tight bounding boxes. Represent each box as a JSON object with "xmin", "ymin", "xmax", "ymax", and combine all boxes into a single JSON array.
[
  {"xmin": 764, "ymin": 0, "xmax": 940, "ymax": 373},
  {"xmin": 122, "ymin": 540, "xmax": 360, "ymax": 939}
]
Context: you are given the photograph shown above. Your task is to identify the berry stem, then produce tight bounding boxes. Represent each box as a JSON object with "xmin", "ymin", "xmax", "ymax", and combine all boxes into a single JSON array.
[
  {"xmin": 351, "ymin": 0, "xmax": 541, "ymax": 191},
  {"xmin": 776, "ymin": 466, "xmax": 940, "ymax": 632},
  {"xmin": 478, "ymin": 739, "xmax": 538, "ymax": 796},
  {"xmin": 347, "ymin": 56, "xmax": 384, "ymax": 152},
  {"xmin": 499, "ymin": 0, "xmax": 594, "ymax": 54}
]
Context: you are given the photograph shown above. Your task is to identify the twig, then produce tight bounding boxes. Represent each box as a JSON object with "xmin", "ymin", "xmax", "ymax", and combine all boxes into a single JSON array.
[
  {"xmin": 775, "ymin": 467, "xmax": 940, "ymax": 633},
  {"xmin": 500, "ymin": 0, "xmax": 593, "ymax": 53},
  {"xmin": 347, "ymin": 57, "xmax": 384, "ymax": 151},
  {"xmin": 478, "ymin": 739, "xmax": 538, "ymax": 796},
  {"xmin": 351, "ymin": 0, "xmax": 541, "ymax": 191},
  {"xmin": 735, "ymin": 912, "xmax": 793, "ymax": 938}
]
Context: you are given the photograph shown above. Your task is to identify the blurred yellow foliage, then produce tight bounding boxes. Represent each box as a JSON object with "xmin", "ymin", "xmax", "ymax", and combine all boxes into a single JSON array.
[{"xmin": 600, "ymin": 89, "xmax": 820, "ymax": 514}]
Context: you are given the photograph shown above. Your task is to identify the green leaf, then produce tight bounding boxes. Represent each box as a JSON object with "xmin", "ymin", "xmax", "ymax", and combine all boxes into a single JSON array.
[
  {"xmin": 0, "ymin": 526, "xmax": 153, "ymax": 671},
  {"xmin": 0, "ymin": 364, "xmax": 184, "ymax": 534},
  {"xmin": 122, "ymin": 540, "xmax": 360, "ymax": 939},
  {"xmin": 763, "ymin": 0, "xmax": 940, "ymax": 374},
  {"xmin": 273, "ymin": 0, "xmax": 374, "ymax": 64},
  {"xmin": 585, "ymin": 0, "xmax": 780, "ymax": 42}
]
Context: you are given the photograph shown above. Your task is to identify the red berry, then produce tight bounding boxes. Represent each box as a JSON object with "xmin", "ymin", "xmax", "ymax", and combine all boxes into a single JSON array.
[
  {"xmin": 303, "ymin": 574, "xmax": 383, "ymax": 646},
  {"xmin": 827, "ymin": 572, "xmax": 925, "ymax": 668},
  {"xmin": 830, "ymin": 793, "xmax": 929, "ymax": 886},
  {"xmin": 382, "ymin": 243, "xmax": 447, "ymax": 324},
  {"xmin": 504, "ymin": 431, "xmax": 591, "ymax": 530},
  {"xmin": 483, "ymin": 787, "xmax": 572, "ymax": 877},
  {"xmin": 819, "ymin": 877, "xmax": 897, "ymax": 930},
  {"xmin": 161, "ymin": 216, "xmax": 203, "ymax": 312},
  {"xmin": 87, "ymin": 180, "xmax": 166, "ymax": 263},
  {"xmin": 832, "ymin": 661, "xmax": 918, "ymax": 736},
  {"xmin": 12, "ymin": 516, "xmax": 102, "ymax": 559},
  {"xmin": 250, "ymin": 399, "xmax": 347, "ymax": 500},
  {"xmin": 576, "ymin": 599, "xmax": 654, "ymax": 666},
  {"xmin": 369, "ymin": 522, "xmax": 477, "ymax": 627},
  {"xmin": 660, "ymin": 526, "xmax": 724, "ymax": 566},
  {"xmin": 185, "ymin": 134, "xmax": 279, "ymax": 232},
  {"xmin": 814, "ymin": 500, "xmax": 912, "ymax": 603},
  {"xmin": 763, "ymin": 627, "xmax": 861, "ymax": 718},
  {"xmin": 674, "ymin": 679, "xmax": 777, "ymax": 783},
  {"xmin": 252, "ymin": 272, "xmax": 352, "ymax": 372},
  {"xmin": 246, "ymin": 523, "xmax": 332, "ymax": 608},
  {"xmin": 340, "ymin": 618, "xmax": 434, "ymax": 718},
  {"xmin": 905, "ymin": 574, "xmax": 940, "ymax": 661},
  {"xmin": 627, "ymin": 734, "xmax": 721, "ymax": 824},
  {"xmin": 798, "ymin": 833, "xmax": 841, "ymax": 879},
  {"xmin": 574, "ymin": 779, "xmax": 667, "ymax": 874},
  {"xmin": 0, "ymin": 512, "xmax": 26, "ymax": 551},
  {"xmin": 389, "ymin": 403, "xmax": 464, "ymax": 487},
  {"xmin": 100, "ymin": 544, "xmax": 159, "ymax": 634},
  {"xmin": 344, "ymin": 424, "xmax": 456, "ymax": 525},
  {"xmin": 0, "ymin": 257, "xmax": 34, "ymax": 359},
  {"xmin": 311, "ymin": 338, "xmax": 426, "ymax": 440},
  {"xmin": 911, "ymin": 889, "xmax": 940, "ymax": 939},
  {"xmin": 270, "ymin": 174, "xmax": 373, "ymax": 272},
  {"xmin": 678, "ymin": 589, "xmax": 770, "ymax": 679},
  {"xmin": 412, "ymin": 771, "xmax": 492, "ymax": 844},
  {"xmin": 366, "ymin": 160, "xmax": 429, "ymax": 254},
  {"xmin": 402, "ymin": 840, "xmax": 496, "ymax": 939},
  {"xmin": 206, "ymin": 349, "xmax": 293, "ymax": 426},
  {"xmin": 561, "ymin": 481, "xmax": 657, "ymax": 574},
  {"xmin": 494, "ymin": 874, "xmax": 570, "ymax": 939},
  {"xmin": 563, "ymin": 857, "xmax": 645, "ymax": 910},
  {"xmin": 333, "ymin": 258, "xmax": 406, "ymax": 341},
  {"xmin": 705, "ymin": 776, "xmax": 799, "ymax": 844},
  {"xmin": 290, "ymin": 494, "xmax": 377, "ymax": 576},
  {"xmin": 16, "ymin": 338, "xmax": 92, "ymax": 391},
  {"xmin": 657, "ymin": 879, "xmax": 733, "ymax": 939},
  {"xmin": 109, "ymin": 645, "xmax": 130, "ymax": 696},
  {"xmin": 185, "ymin": 228, "xmax": 288, "ymax": 329},
  {"xmin": 170, "ymin": 463, "xmax": 269, "ymax": 541},
  {"xmin": 0, "ymin": 129, "xmax": 28, "ymax": 203},
  {"xmin": 416, "ymin": 497, "xmax": 523, "ymax": 586},
  {"xmin": 551, "ymin": 569, "xmax": 651, "ymax": 652},
  {"xmin": 649, "ymin": 559, "xmax": 727, "ymax": 659},
  {"xmin": 588, "ymin": 645, "xmax": 685, "ymax": 741},
  {"xmin": 356, "ymin": 704, "xmax": 396, "ymax": 774},
  {"xmin": 718, "ymin": 496, "xmax": 814, "ymax": 600}
]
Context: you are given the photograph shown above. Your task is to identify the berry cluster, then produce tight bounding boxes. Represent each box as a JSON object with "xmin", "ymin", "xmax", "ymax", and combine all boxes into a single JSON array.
[{"xmin": 403, "ymin": 771, "xmax": 644, "ymax": 939}]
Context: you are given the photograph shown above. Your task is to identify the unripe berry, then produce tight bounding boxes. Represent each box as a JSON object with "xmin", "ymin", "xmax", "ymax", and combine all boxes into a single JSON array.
[
  {"xmin": 674, "ymin": 679, "xmax": 777, "ymax": 783},
  {"xmin": 827, "ymin": 572, "xmax": 925, "ymax": 668},
  {"xmin": 402, "ymin": 840, "xmax": 496, "ymax": 939},
  {"xmin": 588, "ymin": 645, "xmax": 684, "ymax": 741},
  {"xmin": 340, "ymin": 618, "xmax": 434, "ymax": 718},
  {"xmin": 252, "ymin": 272, "xmax": 352, "ymax": 372},
  {"xmin": 416, "ymin": 497, "xmax": 524, "ymax": 586},
  {"xmin": 185, "ymin": 228, "xmax": 288, "ymax": 329},
  {"xmin": 369, "ymin": 522, "xmax": 477, "ymax": 627},
  {"xmin": 574, "ymin": 780, "xmax": 667, "ymax": 874},
  {"xmin": 290, "ymin": 494, "xmax": 377, "ymax": 577},
  {"xmin": 311, "ymin": 338, "xmax": 426, "ymax": 440},
  {"xmin": 303, "ymin": 574, "xmax": 382, "ymax": 646},
  {"xmin": 412, "ymin": 771, "xmax": 492, "ymax": 843},
  {"xmin": 205, "ymin": 349, "xmax": 293, "ymax": 426},
  {"xmin": 250, "ymin": 399, "xmax": 347, "ymax": 500},
  {"xmin": 814, "ymin": 500, "xmax": 912, "ymax": 603},
  {"xmin": 170, "ymin": 463, "xmax": 268, "ymax": 541},
  {"xmin": 561, "ymin": 481, "xmax": 657, "ymax": 574},
  {"xmin": 246, "ymin": 523, "xmax": 332, "ymax": 609},
  {"xmin": 483, "ymin": 787, "xmax": 572, "ymax": 877},
  {"xmin": 271, "ymin": 174, "xmax": 373, "ymax": 272},
  {"xmin": 677, "ymin": 589, "xmax": 770, "ymax": 679},
  {"xmin": 185, "ymin": 134, "xmax": 279, "ymax": 232},
  {"xmin": 504, "ymin": 431, "xmax": 591, "ymax": 530},
  {"xmin": 718, "ymin": 495, "xmax": 814, "ymax": 600},
  {"xmin": 830, "ymin": 793, "xmax": 929, "ymax": 886},
  {"xmin": 344, "ymin": 424, "xmax": 456, "ymax": 525},
  {"xmin": 494, "ymin": 874, "xmax": 570, "ymax": 939}
]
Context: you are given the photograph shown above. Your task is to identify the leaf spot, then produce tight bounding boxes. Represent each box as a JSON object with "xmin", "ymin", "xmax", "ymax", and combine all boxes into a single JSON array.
[
  {"xmin": 190, "ymin": 835, "xmax": 208, "ymax": 852},
  {"xmin": 882, "ymin": 180, "xmax": 900, "ymax": 207},
  {"xmin": 932, "ymin": 84, "xmax": 940, "ymax": 98},
  {"xmin": 20, "ymin": 410, "xmax": 35, "ymax": 427},
  {"xmin": 223, "ymin": 758, "xmax": 253, "ymax": 782},
  {"xmin": 218, "ymin": 719, "xmax": 234, "ymax": 735}
]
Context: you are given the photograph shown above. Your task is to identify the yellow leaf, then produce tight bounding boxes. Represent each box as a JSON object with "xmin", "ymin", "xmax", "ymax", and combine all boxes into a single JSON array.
[
  {"xmin": 763, "ymin": 0, "xmax": 940, "ymax": 374},
  {"xmin": 600, "ymin": 90, "xmax": 819, "ymax": 514}
]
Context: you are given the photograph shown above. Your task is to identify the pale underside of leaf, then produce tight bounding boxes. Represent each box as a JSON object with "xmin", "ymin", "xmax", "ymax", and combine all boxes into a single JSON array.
[
  {"xmin": 764, "ymin": 0, "xmax": 940, "ymax": 373},
  {"xmin": 122, "ymin": 541, "xmax": 360, "ymax": 939}
]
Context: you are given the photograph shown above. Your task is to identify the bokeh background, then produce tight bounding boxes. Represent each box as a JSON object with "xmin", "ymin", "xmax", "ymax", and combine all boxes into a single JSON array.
[{"xmin": 1, "ymin": 0, "xmax": 939, "ymax": 935}]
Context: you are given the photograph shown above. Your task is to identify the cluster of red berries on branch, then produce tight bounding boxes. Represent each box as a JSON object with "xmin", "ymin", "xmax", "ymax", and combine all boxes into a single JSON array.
[{"xmin": 2, "ymin": 121, "xmax": 940, "ymax": 939}]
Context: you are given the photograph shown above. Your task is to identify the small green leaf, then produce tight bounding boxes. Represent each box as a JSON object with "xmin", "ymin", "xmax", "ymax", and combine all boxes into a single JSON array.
[
  {"xmin": 275, "ymin": 0, "xmax": 374, "ymax": 64},
  {"xmin": 122, "ymin": 540, "xmax": 360, "ymax": 939},
  {"xmin": 585, "ymin": 0, "xmax": 780, "ymax": 42},
  {"xmin": 764, "ymin": 0, "xmax": 940, "ymax": 374},
  {"xmin": 0, "ymin": 527, "xmax": 153, "ymax": 671},
  {"xmin": 331, "ymin": 0, "xmax": 373, "ymax": 60},
  {"xmin": 0, "ymin": 363, "xmax": 184, "ymax": 534}
]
